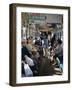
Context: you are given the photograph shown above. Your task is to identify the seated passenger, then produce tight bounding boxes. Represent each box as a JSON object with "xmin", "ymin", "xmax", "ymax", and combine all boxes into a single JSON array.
[
  {"xmin": 26, "ymin": 38, "xmax": 33, "ymax": 52},
  {"xmin": 22, "ymin": 40, "xmax": 32, "ymax": 60},
  {"xmin": 54, "ymin": 39, "xmax": 63, "ymax": 64}
]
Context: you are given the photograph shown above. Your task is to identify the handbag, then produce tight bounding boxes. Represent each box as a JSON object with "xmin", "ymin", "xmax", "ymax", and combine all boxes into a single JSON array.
[{"xmin": 24, "ymin": 63, "xmax": 33, "ymax": 77}]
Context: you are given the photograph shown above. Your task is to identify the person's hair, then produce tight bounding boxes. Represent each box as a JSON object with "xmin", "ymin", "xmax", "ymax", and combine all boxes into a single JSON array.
[
  {"xmin": 57, "ymin": 39, "xmax": 62, "ymax": 44},
  {"xmin": 48, "ymin": 31, "xmax": 51, "ymax": 35},
  {"xmin": 21, "ymin": 40, "xmax": 26, "ymax": 46},
  {"xmin": 53, "ymin": 34, "xmax": 56, "ymax": 39}
]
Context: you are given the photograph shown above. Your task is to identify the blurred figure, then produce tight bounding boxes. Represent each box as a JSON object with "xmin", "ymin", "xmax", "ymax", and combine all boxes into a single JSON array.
[
  {"xmin": 51, "ymin": 34, "xmax": 56, "ymax": 47},
  {"xmin": 54, "ymin": 39, "xmax": 63, "ymax": 65},
  {"xmin": 26, "ymin": 38, "xmax": 33, "ymax": 52},
  {"xmin": 41, "ymin": 32, "xmax": 48, "ymax": 56},
  {"xmin": 48, "ymin": 31, "xmax": 52, "ymax": 47},
  {"xmin": 22, "ymin": 40, "xmax": 32, "ymax": 60}
]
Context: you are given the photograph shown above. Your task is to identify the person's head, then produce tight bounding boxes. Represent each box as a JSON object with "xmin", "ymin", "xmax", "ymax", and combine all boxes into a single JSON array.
[
  {"xmin": 53, "ymin": 34, "xmax": 56, "ymax": 39},
  {"xmin": 57, "ymin": 39, "xmax": 62, "ymax": 45},
  {"xmin": 27, "ymin": 38, "xmax": 32, "ymax": 44},
  {"xmin": 22, "ymin": 40, "xmax": 26, "ymax": 46}
]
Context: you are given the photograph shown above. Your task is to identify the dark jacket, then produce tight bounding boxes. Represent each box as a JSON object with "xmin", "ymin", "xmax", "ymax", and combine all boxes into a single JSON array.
[{"xmin": 22, "ymin": 46, "xmax": 31, "ymax": 60}]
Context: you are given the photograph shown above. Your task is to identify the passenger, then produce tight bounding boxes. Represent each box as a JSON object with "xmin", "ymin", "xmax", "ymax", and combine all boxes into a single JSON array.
[
  {"xmin": 54, "ymin": 39, "xmax": 63, "ymax": 64},
  {"xmin": 26, "ymin": 38, "xmax": 33, "ymax": 52},
  {"xmin": 48, "ymin": 31, "xmax": 52, "ymax": 46},
  {"xmin": 51, "ymin": 34, "xmax": 56, "ymax": 47},
  {"xmin": 22, "ymin": 40, "xmax": 32, "ymax": 60}
]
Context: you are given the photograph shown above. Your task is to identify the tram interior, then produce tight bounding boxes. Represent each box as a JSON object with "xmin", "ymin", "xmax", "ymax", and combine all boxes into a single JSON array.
[{"xmin": 21, "ymin": 13, "xmax": 63, "ymax": 77}]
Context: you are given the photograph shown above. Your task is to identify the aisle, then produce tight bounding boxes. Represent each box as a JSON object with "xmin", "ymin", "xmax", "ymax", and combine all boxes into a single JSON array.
[{"xmin": 38, "ymin": 57, "xmax": 55, "ymax": 76}]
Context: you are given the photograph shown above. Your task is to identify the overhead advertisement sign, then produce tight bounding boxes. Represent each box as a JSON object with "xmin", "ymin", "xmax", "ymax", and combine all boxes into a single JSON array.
[{"xmin": 29, "ymin": 13, "xmax": 46, "ymax": 20}]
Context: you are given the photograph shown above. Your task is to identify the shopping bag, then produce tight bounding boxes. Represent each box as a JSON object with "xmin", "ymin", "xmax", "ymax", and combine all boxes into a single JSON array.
[{"xmin": 24, "ymin": 63, "xmax": 33, "ymax": 77}]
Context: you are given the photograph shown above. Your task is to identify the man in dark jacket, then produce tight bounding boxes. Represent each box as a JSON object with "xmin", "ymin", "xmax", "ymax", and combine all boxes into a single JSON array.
[{"xmin": 22, "ymin": 46, "xmax": 31, "ymax": 60}]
